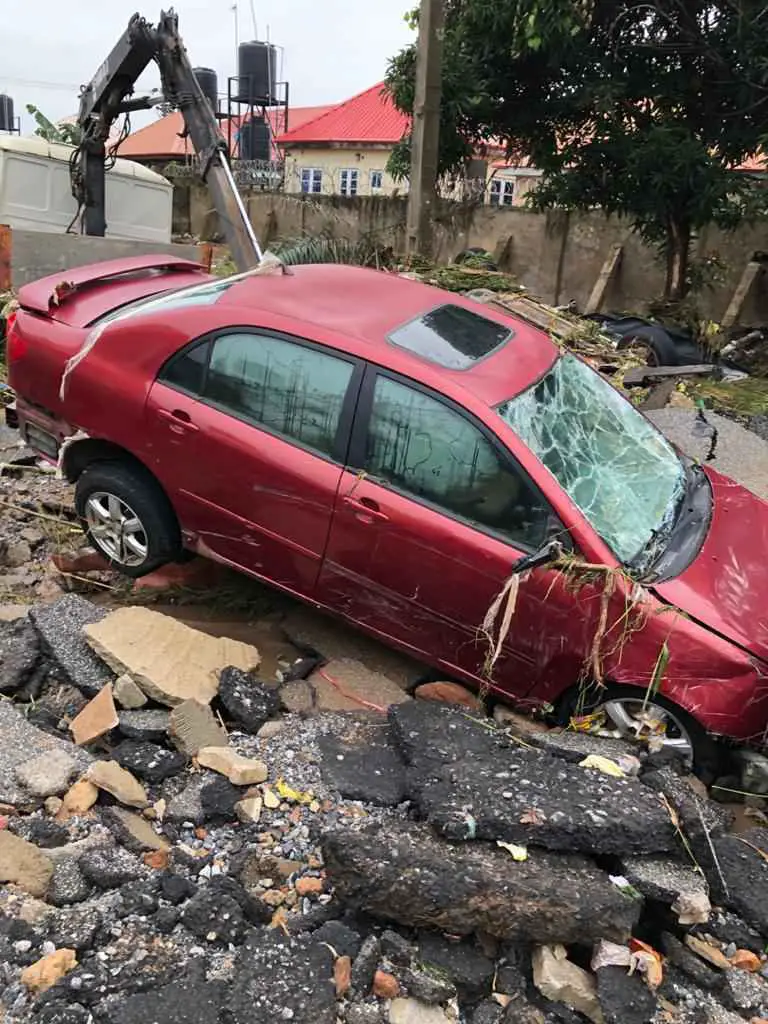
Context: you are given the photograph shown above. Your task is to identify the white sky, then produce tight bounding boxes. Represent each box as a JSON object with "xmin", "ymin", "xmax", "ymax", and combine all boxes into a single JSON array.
[{"xmin": 0, "ymin": 0, "xmax": 415, "ymax": 133}]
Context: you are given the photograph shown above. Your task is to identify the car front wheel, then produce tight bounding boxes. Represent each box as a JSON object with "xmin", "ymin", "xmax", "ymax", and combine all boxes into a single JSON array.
[{"xmin": 75, "ymin": 461, "xmax": 181, "ymax": 578}]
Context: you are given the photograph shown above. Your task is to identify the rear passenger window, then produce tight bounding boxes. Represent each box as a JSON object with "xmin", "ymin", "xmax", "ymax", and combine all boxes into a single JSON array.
[
  {"xmin": 204, "ymin": 332, "xmax": 355, "ymax": 458},
  {"xmin": 162, "ymin": 341, "xmax": 210, "ymax": 394}
]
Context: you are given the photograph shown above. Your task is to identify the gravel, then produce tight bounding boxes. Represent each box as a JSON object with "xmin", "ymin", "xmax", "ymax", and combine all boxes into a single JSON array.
[
  {"xmin": 0, "ymin": 700, "xmax": 92, "ymax": 805},
  {"xmin": 647, "ymin": 408, "xmax": 768, "ymax": 500}
]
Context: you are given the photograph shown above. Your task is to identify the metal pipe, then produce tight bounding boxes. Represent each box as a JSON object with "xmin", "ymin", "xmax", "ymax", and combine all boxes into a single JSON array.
[{"xmin": 217, "ymin": 149, "xmax": 263, "ymax": 262}]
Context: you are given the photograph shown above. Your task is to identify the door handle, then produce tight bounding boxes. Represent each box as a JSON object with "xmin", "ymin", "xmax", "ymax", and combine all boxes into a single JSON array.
[
  {"xmin": 157, "ymin": 408, "xmax": 199, "ymax": 432},
  {"xmin": 342, "ymin": 495, "xmax": 389, "ymax": 522}
]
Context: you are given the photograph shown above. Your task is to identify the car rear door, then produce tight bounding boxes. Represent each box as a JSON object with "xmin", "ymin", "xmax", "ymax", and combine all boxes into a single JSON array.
[
  {"xmin": 144, "ymin": 328, "xmax": 362, "ymax": 596},
  {"xmin": 315, "ymin": 366, "xmax": 585, "ymax": 704}
]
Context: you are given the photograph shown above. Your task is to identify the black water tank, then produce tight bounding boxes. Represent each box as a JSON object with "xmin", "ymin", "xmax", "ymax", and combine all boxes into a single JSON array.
[
  {"xmin": 239, "ymin": 116, "xmax": 272, "ymax": 161},
  {"xmin": 193, "ymin": 68, "xmax": 218, "ymax": 113},
  {"xmin": 0, "ymin": 95, "xmax": 14, "ymax": 132},
  {"xmin": 236, "ymin": 41, "xmax": 277, "ymax": 105}
]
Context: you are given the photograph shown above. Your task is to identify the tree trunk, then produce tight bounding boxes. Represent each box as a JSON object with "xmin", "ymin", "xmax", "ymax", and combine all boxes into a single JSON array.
[{"xmin": 664, "ymin": 219, "xmax": 691, "ymax": 302}]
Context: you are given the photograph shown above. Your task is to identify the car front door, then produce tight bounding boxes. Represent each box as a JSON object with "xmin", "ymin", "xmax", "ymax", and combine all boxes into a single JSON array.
[
  {"xmin": 144, "ymin": 328, "xmax": 361, "ymax": 596},
  {"xmin": 316, "ymin": 367, "xmax": 588, "ymax": 704}
]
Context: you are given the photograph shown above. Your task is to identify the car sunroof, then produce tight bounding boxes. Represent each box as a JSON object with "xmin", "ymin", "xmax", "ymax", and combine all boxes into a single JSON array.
[{"xmin": 387, "ymin": 304, "xmax": 512, "ymax": 370}]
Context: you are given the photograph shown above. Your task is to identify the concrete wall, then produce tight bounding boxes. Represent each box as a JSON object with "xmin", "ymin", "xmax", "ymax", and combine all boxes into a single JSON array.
[
  {"xmin": 5, "ymin": 228, "xmax": 202, "ymax": 288},
  {"xmin": 237, "ymin": 192, "xmax": 768, "ymax": 323}
]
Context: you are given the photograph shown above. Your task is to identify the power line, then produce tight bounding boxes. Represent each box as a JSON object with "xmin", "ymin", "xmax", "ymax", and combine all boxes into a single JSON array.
[{"xmin": 0, "ymin": 77, "xmax": 80, "ymax": 92}]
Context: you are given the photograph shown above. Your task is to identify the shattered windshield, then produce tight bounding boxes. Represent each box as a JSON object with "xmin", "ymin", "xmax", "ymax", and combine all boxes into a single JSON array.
[{"xmin": 497, "ymin": 353, "xmax": 686, "ymax": 567}]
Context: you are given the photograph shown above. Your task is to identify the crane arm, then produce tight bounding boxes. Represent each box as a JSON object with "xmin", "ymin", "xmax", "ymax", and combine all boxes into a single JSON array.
[{"xmin": 70, "ymin": 8, "xmax": 262, "ymax": 271}]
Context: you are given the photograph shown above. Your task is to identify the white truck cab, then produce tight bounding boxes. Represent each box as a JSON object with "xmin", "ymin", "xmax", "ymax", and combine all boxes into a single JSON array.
[{"xmin": 0, "ymin": 135, "xmax": 173, "ymax": 243}]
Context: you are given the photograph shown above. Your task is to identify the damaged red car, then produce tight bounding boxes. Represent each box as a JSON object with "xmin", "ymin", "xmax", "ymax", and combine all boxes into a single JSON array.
[{"xmin": 6, "ymin": 255, "xmax": 768, "ymax": 772}]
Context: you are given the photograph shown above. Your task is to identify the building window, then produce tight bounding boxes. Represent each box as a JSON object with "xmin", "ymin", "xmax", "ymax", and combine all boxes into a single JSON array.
[
  {"xmin": 301, "ymin": 168, "xmax": 323, "ymax": 194},
  {"xmin": 370, "ymin": 170, "xmax": 383, "ymax": 190},
  {"xmin": 340, "ymin": 169, "xmax": 359, "ymax": 197},
  {"xmin": 489, "ymin": 178, "xmax": 515, "ymax": 207}
]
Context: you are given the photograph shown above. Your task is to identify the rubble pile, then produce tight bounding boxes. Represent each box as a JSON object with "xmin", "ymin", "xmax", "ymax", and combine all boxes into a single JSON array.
[{"xmin": 0, "ymin": 595, "xmax": 767, "ymax": 1024}]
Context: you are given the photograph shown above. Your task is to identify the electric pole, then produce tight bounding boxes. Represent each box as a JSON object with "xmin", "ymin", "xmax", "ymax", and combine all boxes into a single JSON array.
[{"xmin": 406, "ymin": 0, "xmax": 444, "ymax": 258}]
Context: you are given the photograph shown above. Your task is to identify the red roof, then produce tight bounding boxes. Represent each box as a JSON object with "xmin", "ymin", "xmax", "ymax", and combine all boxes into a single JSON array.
[
  {"xmin": 118, "ymin": 105, "xmax": 332, "ymax": 160},
  {"xmin": 276, "ymin": 83, "xmax": 409, "ymax": 146}
]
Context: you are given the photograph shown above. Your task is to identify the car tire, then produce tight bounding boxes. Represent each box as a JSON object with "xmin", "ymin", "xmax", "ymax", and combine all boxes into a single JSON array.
[
  {"xmin": 75, "ymin": 460, "xmax": 182, "ymax": 578},
  {"xmin": 555, "ymin": 682, "xmax": 723, "ymax": 781},
  {"xmin": 616, "ymin": 325, "xmax": 679, "ymax": 367}
]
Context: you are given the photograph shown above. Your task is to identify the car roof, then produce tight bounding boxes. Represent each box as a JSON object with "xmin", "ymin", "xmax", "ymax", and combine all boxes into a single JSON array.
[{"xmin": 219, "ymin": 264, "xmax": 559, "ymax": 407}]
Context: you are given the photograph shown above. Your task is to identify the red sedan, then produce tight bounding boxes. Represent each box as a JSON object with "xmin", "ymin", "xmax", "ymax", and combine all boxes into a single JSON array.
[{"xmin": 6, "ymin": 255, "xmax": 768, "ymax": 770}]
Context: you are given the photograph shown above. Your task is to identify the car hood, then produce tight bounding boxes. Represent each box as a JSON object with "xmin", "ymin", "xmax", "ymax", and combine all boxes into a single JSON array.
[{"xmin": 653, "ymin": 467, "xmax": 768, "ymax": 664}]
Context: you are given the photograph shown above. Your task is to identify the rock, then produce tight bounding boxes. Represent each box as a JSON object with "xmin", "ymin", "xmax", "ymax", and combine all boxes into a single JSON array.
[
  {"xmin": 722, "ymin": 967, "xmax": 768, "ymax": 1013},
  {"xmin": 470, "ymin": 1001, "xmax": 504, "ymax": 1024},
  {"xmin": 45, "ymin": 796, "xmax": 63, "ymax": 816},
  {"xmin": 492, "ymin": 706, "xmax": 550, "ymax": 736},
  {"xmin": 49, "ymin": 904, "xmax": 103, "ymax": 951},
  {"xmin": 79, "ymin": 845, "xmax": 143, "ymax": 889},
  {"xmin": 660, "ymin": 933, "xmax": 724, "ymax": 991},
  {"xmin": 154, "ymin": 906, "xmax": 180, "ymax": 933},
  {"xmin": 596, "ymin": 965, "xmax": 657, "ymax": 1024},
  {"xmin": 0, "ymin": 701, "xmax": 92, "ymax": 806},
  {"xmin": 200, "ymin": 776, "xmax": 244, "ymax": 821},
  {"xmin": 0, "ymin": 617, "xmax": 39, "ymax": 692},
  {"xmin": 620, "ymin": 855, "xmax": 709, "ymax": 906},
  {"xmin": 219, "ymin": 666, "xmax": 281, "ymax": 732},
  {"xmin": 111, "ymin": 740, "xmax": 186, "ymax": 783},
  {"xmin": 11, "ymin": 818, "xmax": 68, "ymax": 848},
  {"xmin": 235, "ymin": 796, "xmax": 262, "ymax": 824},
  {"xmin": 85, "ymin": 760, "xmax": 148, "ymax": 808},
  {"xmin": 224, "ymin": 930, "xmax": 336, "ymax": 1024},
  {"xmin": 103, "ymin": 807, "xmax": 170, "ymax": 854},
  {"xmin": 169, "ymin": 699, "xmax": 227, "ymax": 755},
  {"xmin": 347, "ymin": 1006, "xmax": 387, "ymax": 1024},
  {"xmin": 83, "ymin": 606, "xmax": 261, "ymax": 706},
  {"xmin": 113, "ymin": 674, "xmax": 148, "ymax": 709},
  {"xmin": 257, "ymin": 720, "xmax": 285, "ymax": 740},
  {"xmin": 165, "ymin": 776, "xmax": 206, "ymax": 826},
  {"xmin": 414, "ymin": 681, "xmax": 482, "ymax": 709},
  {"xmin": 691, "ymin": 909, "xmax": 764, "ymax": 955},
  {"xmin": 69, "ymin": 684, "xmax": 119, "ymax": 745},
  {"xmin": 707, "ymin": 828, "xmax": 768, "ymax": 934},
  {"xmin": 380, "ymin": 929, "xmax": 414, "ymax": 968},
  {"xmin": 403, "ymin": 966, "xmax": 456, "ymax": 1004},
  {"xmin": 374, "ymin": 970, "xmax": 401, "ymax": 999},
  {"xmin": 323, "ymin": 819, "xmax": 640, "ymax": 945},
  {"xmin": 57, "ymin": 779, "xmax": 99, "ymax": 819},
  {"xmin": 532, "ymin": 945, "xmax": 602, "ymax": 1024},
  {"xmin": 306, "ymin": 659, "xmax": 411, "ymax": 713},
  {"xmin": 197, "ymin": 746, "xmax": 268, "ymax": 785},
  {"xmin": 101, "ymin": 974, "xmax": 225, "ymax": 1024},
  {"xmin": 390, "ymin": 703, "xmax": 675, "ymax": 856},
  {"xmin": 262, "ymin": 786, "xmax": 280, "ymax": 809},
  {"xmin": 296, "ymin": 876, "xmax": 324, "ymax": 897},
  {"xmin": 417, "ymin": 933, "xmax": 494, "ymax": 1001},
  {"xmin": 318, "ymin": 720, "xmax": 407, "ymax": 807},
  {"xmin": 21, "ymin": 948, "xmax": 77, "ymax": 994},
  {"xmin": 0, "ymin": 831, "xmax": 54, "ymax": 897},
  {"xmin": 161, "ymin": 872, "xmax": 197, "ymax": 904},
  {"xmin": 335, "ymin": 955, "xmax": 352, "ymax": 996},
  {"xmin": 352, "ymin": 934, "xmax": 382, "ymax": 996},
  {"xmin": 181, "ymin": 890, "xmax": 247, "ymax": 944},
  {"xmin": 47, "ymin": 858, "xmax": 92, "ymax": 906},
  {"xmin": 15, "ymin": 749, "xmax": 78, "ymax": 798},
  {"xmin": 313, "ymin": 921, "xmax": 363, "ymax": 959},
  {"xmin": 29, "ymin": 683, "xmax": 89, "ymax": 733},
  {"xmin": 281, "ymin": 679, "xmax": 315, "ymax": 712},
  {"xmin": 389, "ymin": 999, "xmax": 454, "ymax": 1024},
  {"xmin": 117, "ymin": 709, "xmax": 170, "ymax": 743},
  {"xmin": 529, "ymin": 729, "xmax": 640, "ymax": 765},
  {"xmin": 2, "ymin": 538, "xmax": 32, "ymax": 567},
  {"xmin": 29, "ymin": 595, "xmax": 109, "ymax": 697}
]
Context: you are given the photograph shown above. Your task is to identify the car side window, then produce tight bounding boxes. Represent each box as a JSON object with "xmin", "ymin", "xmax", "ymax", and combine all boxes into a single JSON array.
[
  {"xmin": 203, "ymin": 332, "xmax": 355, "ymax": 458},
  {"xmin": 162, "ymin": 340, "xmax": 210, "ymax": 394},
  {"xmin": 365, "ymin": 375, "xmax": 551, "ymax": 549}
]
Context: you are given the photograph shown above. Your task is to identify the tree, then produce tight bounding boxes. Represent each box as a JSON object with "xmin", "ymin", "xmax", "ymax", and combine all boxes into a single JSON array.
[
  {"xmin": 25, "ymin": 105, "xmax": 83, "ymax": 146},
  {"xmin": 386, "ymin": 1, "xmax": 768, "ymax": 301}
]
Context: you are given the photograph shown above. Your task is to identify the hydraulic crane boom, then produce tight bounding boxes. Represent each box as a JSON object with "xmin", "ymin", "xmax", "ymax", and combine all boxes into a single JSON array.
[{"xmin": 70, "ymin": 9, "xmax": 262, "ymax": 271}]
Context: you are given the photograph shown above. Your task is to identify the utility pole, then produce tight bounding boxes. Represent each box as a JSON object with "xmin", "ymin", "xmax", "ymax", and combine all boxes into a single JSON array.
[{"xmin": 406, "ymin": 0, "xmax": 444, "ymax": 258}]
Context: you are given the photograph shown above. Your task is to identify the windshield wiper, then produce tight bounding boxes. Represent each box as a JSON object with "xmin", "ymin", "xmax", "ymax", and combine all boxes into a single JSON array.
[{"xmin": 632, "ymin": 460, "xmax": 711, "ymax": 581}]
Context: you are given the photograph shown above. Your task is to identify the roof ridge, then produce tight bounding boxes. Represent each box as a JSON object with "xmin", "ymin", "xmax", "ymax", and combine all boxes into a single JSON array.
[{"xmin": 277, "ymin": 81, "xmax": 391, "ymax": 143}]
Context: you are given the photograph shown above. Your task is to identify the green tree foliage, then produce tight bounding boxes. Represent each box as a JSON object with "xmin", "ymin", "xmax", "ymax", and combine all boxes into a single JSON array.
[
  {"xmin": 385, "ymin": 1, "xmax": 768, "ymax": 300},
  {"xmin": 25, "ymin": 105, "xmax": 82, "ymax": 146}
]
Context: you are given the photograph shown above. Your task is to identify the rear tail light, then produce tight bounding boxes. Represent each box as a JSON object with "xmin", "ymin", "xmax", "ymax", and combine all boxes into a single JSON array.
[{"xmin": 5, "ymin": 312, "xmax": 28, "ymax": 363}]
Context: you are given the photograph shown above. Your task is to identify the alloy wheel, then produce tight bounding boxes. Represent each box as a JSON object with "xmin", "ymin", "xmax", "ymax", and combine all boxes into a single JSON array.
[
  {"xmin": 84, "ymin": 491, "xmax": 149, "ymax": 568},
  {"xmin": 599, "ymin": 697, "xmax": 693, "ymax": 761}
]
